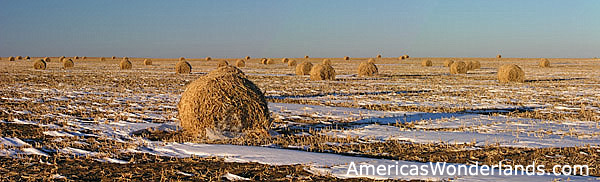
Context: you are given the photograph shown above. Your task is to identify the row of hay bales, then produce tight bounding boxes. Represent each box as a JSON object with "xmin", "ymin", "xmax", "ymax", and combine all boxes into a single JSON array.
[{"xmin": 31, "ymin": 57, "xmax": 75, "ymax": 70}]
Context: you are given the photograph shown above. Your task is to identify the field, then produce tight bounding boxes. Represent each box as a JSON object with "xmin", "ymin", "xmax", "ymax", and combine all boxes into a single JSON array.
[{"xmin": 1, "ymin": 57, "xmax": 599, "ymax": 181}]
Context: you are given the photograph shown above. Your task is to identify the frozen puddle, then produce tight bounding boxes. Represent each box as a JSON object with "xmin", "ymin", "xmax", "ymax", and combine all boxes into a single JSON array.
[{"xmin": 134, "ymin": 142, "xmax": 595, "ymax": 181}]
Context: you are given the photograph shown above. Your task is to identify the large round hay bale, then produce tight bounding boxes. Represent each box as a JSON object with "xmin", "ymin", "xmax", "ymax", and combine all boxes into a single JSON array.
[
  {"xmin": 496, "ymin": 54, "xmax": 502, "ymax": 58},
  {"xmin": 144, "ymin": 59, "xmax": 152, "ymax": 65},
  {"xmin": 175, "ymin": 61, "xmax": 192, "ymax": 74},
  {"xmin": 245, "ymin": 56, "xmax": 250, "ymax": 60},
  {"xmin": 205, "ymin": 57, "xmax": 212, "ymax": 61},
  {"xmin": 100, "ymin": 57, "xmax": 106, "ymax": 61},
  {"xmin": 450, "ymin": 61, "xmax": 467, "ymax": 74},
  {"xmin": 260, "ymin": 58, "xmax": 267, "ymax": 64},
  {"xmin": 498, "ymin": 64, "xmax": 524, "ymax": 83},
  {"xmin": 43, "ymin": 57, "xmax": 51, "ymax": 62},
  {"xmin": 304, "ymin": 55, "xmax": 309, "ymax": 59},
  {"xmin": 398, "ymin": 56, "xmax": 404, "ymax": 60},
  {"xmin": 358, "ymin": 61, "xmax": 378, "ymax": 76},
  {"xmin": 217, "ymin": 60, "xmax": 229, "ymax": 67},
  {"xmin": 376, "ymin": 54, "xmax": 382, "ymax": 58},
  {"xmin": 539, "ymin": 58, "xmax": 550, "ymax": 68},
  {"xmin": 8, "ymin": 56, "xmax": 15, "ymax": 61},
  {"xmin": 421, "ymin": 60, "xmax": 432, "ymax": 67},
  {"xmin": 82, "ymin": 56, "xmax": 87, "ymax": 60},
  {"xmin": 25, "ymin": 56, "xmax": 30, "ymax": 60},
  {"xmin": 63, "ymin": 58, "xmax": 74, "ymax": 68},
  {"xmin": 367, "ymin": 58, "xmax": 376, "ymax": 64},
  {"xmin": 295, "ymin": 62, "xmax": 312, "ymax": 75},
  {"xmin": 468, "ymin": 60, "xmax": 481, "ymax": 70},
  {"xmin": 236, "ymin": 59, "xmax": 245, "ymax": 67},
  {"xmin": 33, "ymin": 59, "xmax": 46, "ymax": 70},
  {"xmin": 177, "ymin": 65, "xmax": 270, "ymax": 139},
  {"xmin": 281, "ymin": 58, "xmax": 289, "ymax": 63},
  {"xmin": 111, "ymin": 56, "xmax": 116, "ymax": 59},
  {"xmin": 403, "ymin": 55, "xmax": 409, "ymax": 59},
  {"xmin": 74, "ymin": 56, "xmax": 79, "ymax": 60},
  {"xmin": 120, "ymin": 58, "xmax": 132, "ymax": 70},
  {"xmin": 179, "ymin": 57, "xmax": 186, "ymax": 62},
  {"xmin": 288, "ymin": 60, "xmax": 297, "ymax": 67},
  {"xmin": 344, "ymin": 56, "xmax": 350, "ymax": 60},
  {"xmin": 266, "ymin": 58, "xmax": 274, "ymax": 64},
  {"xmin": 322, "ymin": 59, "xmax": 332, "ymax": 65},
  {"xmin": 16, "ymin": 56, "xmax": 23, "ymax": 60},
  {"xmin": 444, "ymin": 60, "xmax": 454, "ymax": 67},
  {"xmin": 310, "ymin": 63, "xmax": 335, "ymax": 81}
]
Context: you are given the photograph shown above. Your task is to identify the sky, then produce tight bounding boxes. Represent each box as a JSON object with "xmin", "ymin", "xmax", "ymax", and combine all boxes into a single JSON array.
[{"xmin": 1, "ymin": 0, "xmax": 599, "ymax": 58}]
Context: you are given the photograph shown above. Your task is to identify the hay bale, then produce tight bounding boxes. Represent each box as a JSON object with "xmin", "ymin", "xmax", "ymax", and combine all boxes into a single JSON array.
[
  {"xmin": 498, "ymin": 64, "xmax": 524, "ymax": 83},
  {"xmin": 205, "ymin": 57, "xmax": 212, "ymax": 61},
  {"xmin": 82, "ymin": 56, "xmax": 87, "ymax": 60},
  {"xmin": 403, "ymin": 55, "xmax": 409, "ymax": 59},
  {"xmin": 236, "ymin": 59, "xmax": 245, "ymax": 67},
  {"xmin": 177, "ymin": 65, "xmax": 270, "ymax": 139},
  {"xmin": 344, "ymin": 56, "xmax": 350, "ymax": 60},
  {"xmin": 43, "ymin": 57, "xmax": 51, "ymax": 62},
  {"xmin": 111, "ymin": 56, "xmax": 116, "ymax": 59},
  {"xmin": 322, "ymin": 59, "xmax": 332, "ymax": 65},
  {"xmin": 25, "ymin": 56, "xmax": 30, "ymax": 60},
  {"xmin": 398, "ymin": 56, "xmax": 404, "ymax": 60},
  {"xmin": 444, "ymin": 60, "xmax": 454, "ymax": 67},
  {"xmin": 358, "ymin": 61, "xmax": 378, "ymax": 76},
  {"xmin": 59, "ymin": 56, "xmax": 65, "ymax": 60},
  {"xmin": 376, "ymin": 54, "xmax": 382, "ymax": 58},
  {"xmin": 367, "ymin": 58, "xmax": 376, "ymax": 64},
  {"xmin": 295, "ymin": 62, "xmax": 312, "ymax": 75},
  {"xmin": 281, "ymin": 58, "xmax": 289, "ymax": 63},
  {"xmin": 421, "ymin": 60, "xmax": 432, "ymax": 67},
  {"xmin": 304, "ymin": 55, "xmax": 309, "ymax": 59},
  {"xmin": 74, "ymin": 56, "xmax": 79, "ymax": 59},
  {"xmin": 8, "ymin": 56, "xmax": 15, "ymax": 61},
  {"xmin": 179, "ymin": 57, "xmax": 186, "ymax": 62},
  {"xmin": 63, "ymin": 58, "xmax": 74, "ymax": 68},
  {"xmin": 120, "ymin": 58, "xmax": 132, "ymax": 70},
  {"xmin": 100, "ymin": 57, "xmax": 106, "ymax": 61},
  {"xmin": 175, "ymin": 61, "xmax": 192, "ymax": 74},
  {"xmin": 217, "ymin": 60, "xmax": 229, "ymax": 67},
  {"xmin": 288, "ymin": 60, "xmax": 297, "ymax": 67},
  {"xmin": 33, "ymin": 59, "xmax": 46, "ymax": 70},
  {"xmin": 496, "ymin": 54, "xmax": 502, "ymax": 58},
  {"xmin": 539, "ymin": 58, "xmax": 550, "ymax": 68},
  {"xmin": 245, "ymin": 56, "xmax": 250, "ymax": 60},
  {"xmin": 144, "ymin": 59, "xmax": 152, "ymax": 65},
  {"xmin": 309, "ymin": 63, "xmax": 335, "ymax": 81},
  {"xmin": 266, "ymin": 58, "xmax": 274, "ymax": 64},
  {"xmin": 16, "ymin": 56, "xmax": 22, "ymax": 60},
  {"xmin": 450, "ymin": 61, "xmax": 467, "ymax": 74},
  {"xmin": 468, "ymin": 60, "xmax": 481, "ymax": 70}
]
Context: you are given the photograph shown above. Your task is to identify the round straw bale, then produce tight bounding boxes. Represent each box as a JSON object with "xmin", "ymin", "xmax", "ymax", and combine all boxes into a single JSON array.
[
  {"xmin": 358, "ymin": 61, "xmax": 378, "ymax": 76},
  {"xmin": 43, "ymin": 57, "xmax": 51, "ymax": 62},
  {"xmin": 144, "ymin": 59, "xmax": 152, "ymax": 65},
  {"xmin": 120, "ymin": 58, "xmax": 132, "ymax": 70},
  {"xmin": 403, "ymin": 55, "xmax": 409, "ymax": 59},
  {"xmin": 33, "ymin": 59, "xmax": 46, "ymax": 70},
  {"xmin": 468, "ymin": 60, "xmax": 481, "ymax": 70},
  {"xmin": 74, "ymin": 56, "xmax": 79, "ymax": 60},
  {"xmin": 539, "ymin": 58, "xmax": 550, "ymax": 68},
  {"xmin": 304, "ymin": 55, "xmax": 309, "ymax": 59},
  {"xmin": 205, "ymin": 57, "xmax": 212, "ymax": 61},
  {"xmin": 236, "ymin": 59, "xmax": 245, "ymax": 67},
  {"xmin": 281, "ymin": 58, "xmax": 289, "ymax": 63},
  {"xmin": 59, "ymin": 56, "xmax": 65, "ymax": 60},
  {"xmin": 179, "ymin": 57, "xmax": 186, "ymax": 62},
  {"xmin": 217, "ymin": 60, "xmax": 229, "ymax": 67},
  {"xmin": 496, "ymin": 54, "xmax": 502, "ymax": 58},
  {"xmin": 295, "ymin": 62, "xmax": 312, "ymax": 75},
  {"xmin": 450, "ymin": 61, "xmax": 467, "ymax": 74},
  {"xmin": 376, "ymin": 54, "xmax": 382, "ymax": 58},
  {"xmin": 8, "ymin": 56, "xmax": 15, "ymax": 61},
  {"xmin": 25, "ymin": 56, "xmax": 30, "ymax": 60},
  {"xmin": 16, "ymin": 56, "xmax": 22, "ymax": 60},
  {"xmin": 245, "ymin": 56, "xmax": 250, "ymax": 60},
  {"xmin": 177, "ymin": 66, "xmax": 270, "ymax": 139},
  {"xmin": 344, "ymin": 56, "xmax": 350, "ymax": 60},
  {"xmin": 111, "ymin": 56, "xmax": 116, "ymax": 59},
  {"xmin": 175, "ymin": 61, "xmax": 192, "ymax": 74},
  {"xmin": 63, "ymin": 58, "xmax": 74, "ymax": 68},
  {"xmin": 310, "ymin": 63, "xmax": 335, "ymax": 81},
  {"xmin": 421, "ymin": 60, "xmax": 432, "ymax": 67},
  {"xmin": 444, "ymin": 60, "xmax": 454, "ymax": 67},
  {"xmin": 322, "ymin": 59, "xmax": 332, "ymax": 65},
  {"xmin": 266, "ymin": 58, "xmax": 274, "ymax": 64},
  {"xmin": 498, "ymin": 64, "xmax": 524, "ymax": 83},
  {"xmin": 82, "ymin": 56, "xmax": 87, "ymax": 60},
  {"xmin": 100, "ymin": 57, "xmax": 106, "ymax": 61},
  {"xmin": 288, "ymin": 59, "xmax": 297, "ymax": 67},
  {"xmin": 260, "ymin": 58, "xmax": 267, "ymax": 64}
]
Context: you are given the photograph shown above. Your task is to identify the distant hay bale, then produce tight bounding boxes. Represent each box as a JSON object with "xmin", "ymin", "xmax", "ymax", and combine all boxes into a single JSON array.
[
  {"xmin": 468, "ymin": 60, "xmax": 481, "ymax": 70},
  {"xmin": 82, "ymin": 56, "xmax": 87, "ymax": 60},
  {"xmin": 288, "ymin": 59, "xmax": 297, "ymax": 67},
  {"xmin": 16, "ymin": 56, "xmax": 22, "ymax": 60},
  {"xmin": 144, "ymin": 59, "xmax": 152, "ymax": 65},
  {"xmin": 266, "ymin": 58, "xmax": 274, "ymax": 64},
  {"xmin": 245, "ymin": 56, "xmax": 250, "ymax": 60},
  {"xmin": 376, "ymin": 54, "xmax": 382, "ymax": 58},
  {"xmin": 60, "ymin": 57, "xmax": 66, "ymax": 62},
  {"xmin": 205, "ymin": 57, "xmax": 212, "ymax": 61},
  {"xmin": 100, "ymin": 57, "xmax": 106, "ymax": 61},
  {"xmin": 120, "ymin": 58, "xmax": 132, "ymax": 70},
  {"xmin": 236, "ymin": 59, "xmax": 245, "ymax": 67},
  {"xmin": 496, "ymin": 54, "xmax": 502, "ymax": 58},
  {"xmin": 111, "ymin": 56, "xmax": 116, "ymax": 59},
  {"xmin": 344, "ymin": 56, "xmax": 350, "ymax": 60},
  {"xmin": 398, "ymin": 56, "xmax": 404, "ymax": 60},
  {"xmin": 8, "ymin": 56, "xmax": 15, "ymax": 61},
  {"xmin": 295, "ymin": 62, "xmax": 312, "ymax": 75},
  {"xmin": 421, "ymin": 60, "xmax": 432, "ymax": 67},
  {"xmin": 322, "ymin": 59, "xmax": 332, "ymax": 65},
  {"xmin": 25, "ymin": 56, "xmax": 30, "ymax": 60},
  {"xmin": 539, "ymin": 58, "xmax": 550, "ymax": 68},
  {"xmin": 33, "ymin": 59, "xmax": 46, "ymax": 70},
  {"xmin": 179, "ymin": 57, "xmax": 186, "ymax": 62},
  {"xmin": 177, "ymin": 65, "xmax": 270, "ymax": 139},
  {"xmin": 358, "ymin": 61, "xmax": 378, "ymax": 76},
  {"xmin": 281, "ymin": 58, "xmax": 289, "ymax": 63},
  {"xmin": 175, "ymin": 61, "xmax": 192, "ymax": 74},
  {"xmin": 63, "ymin": 58, "xmax": 74, "ymax": 68},
  {"xmin": 450, "ymin": 61, "xmax": 468, "ymax": 74},
  {"xmin": 217, "ymin": 60, "xmax": 229, "ymax": 67},
  {"xmin": 304, "ymin": 55, "xmax": 309, "ymax": 59},
  {"xmin": 43, "ymin": 57, "xmax": 51, "ymax": 62},
  {"xmin": 443, "ymin": 60, "xmax": 454, "ymax": 67},
  {"xmin": 498, "ymin": 64, "xmax": 525, "ymax": 83},
  {"xmin": 59, "ymin": 56, "xmax": 65, "ymax": 60},
  {"xmin": 260, "ymin": 58, "xmax": 267, "ymax": 64},
  {"xmin": 310, "ymin": 63, "xmax": 335, "ymax": 81},
  {"xmin": 74, "ymin": 56, "xmax": 79, "ymax": 59},
  {"xmin": 403, "ymin": 55, "xmax": 409, "ymax": 59},
  {"xmin": 367, "ymin": 58, "xmax": 376, "ymax": 64}
]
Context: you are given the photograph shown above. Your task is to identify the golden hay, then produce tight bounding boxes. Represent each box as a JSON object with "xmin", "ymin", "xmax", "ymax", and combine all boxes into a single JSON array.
[
  {"xmin": 498, "ymin": 64, "xmax": 525, "ymax": 83},
  {"xmin": 8, "ymin": 56, "xmax": 15, "ymax": 61},
  {"xmin": 496, "ymin": 54, "xmax": 502, "ymax": 58},
  {"xmin": 25, "ymin": 56, "xmax": 30, "ymax": 60},
  {"xmin": 63, "ymin": 58, "xmax": 74, "ymax": 68},
  {"xmin": 344, "ymin": 56, "xmax": 350, "ymax": 60},
  {"xmin": 450, "ymin": 61, "xmax": 468, "ymax": 74},
  {"xmin": 120, "ymin": 58, "xmax": 132, "ymax": 70},
  {"xmin": 288, "ymin": 59, "xmax": 297, "ymax": 67},
  {"xmin": 175, "ymin": 61, "xmax": 192, "ymax": 74},
  {"xmin": 16, "ymin": 56, "xmax": 22, "ymax": 60},
  {"xmin": 245, "ymin": 56, "xmax": 250, "ymax": 60},
  {"xmin": 144, "ymin": 59, "xmax": 152, "ymax": 65},
  {"xmin": 217, "ymin": 60, "xmax": 229, "ymax": 67},
  {"xmin": 358, "ymin": 61, "xmax": 378, "ymax": 76},
  {"xmin": 468, "ymin": 60, "xmax": 481, "ymax": 70},
  {"xmin": 43, "ymin": 57, "xmax": 51, "ymax": 62},
  {"xmin": 295, "ymin": 62, "xmax": 313, "ymax": 75},
  {"xmin": 367, "ymin": 58, "xmax": 376, "ymax": 64},
  {"xmin": 322, "ymin": 59, "xmax": 332, "ymax": 65},
  {"xmin": 33, "ymin": 59, "xmax": 46, "ymax": 70},
  {"xmin": 205, "ymin": 57, "xmax": 212, "ymax": 61},
  {"xmin": 310, "ymin": 63, "xmax": 335, "ymax": 81},
  {"xmin": 281, "ymin": 58, "xmax": 289, "ymax": 63},
  {"xmin": 177, "ymin": 65, "xmax": 270, "ymax": 139},
  {"xmin": 179, "ymin": 57, "xmax": 186, "ymax": 62},
  {"xmin": 421, "ymin": 60, "xmax": 432, "ymax": 67},
  {"xmin": 539, "ymin": 58, "xmax": 550, "ymax": 68},
  {"xmin": 236, "ymin": 59, "xmax": 245, "ymax": 67},
  {"xmin": 376, "ymin": 54, "xmax": 382, "ymax": 58},
  {"xmin": 444, "ymin": 60, "xmax": 454, "ymax": 67}
]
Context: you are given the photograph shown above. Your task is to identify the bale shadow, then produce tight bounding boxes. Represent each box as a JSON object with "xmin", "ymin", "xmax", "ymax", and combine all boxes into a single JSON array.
[
  {"xmin": 267, "ymin": 90, "xmax": 432, "ymax": 99},
  {"xmin": 525, "ymin": 78, "xmax": 585, "ymax": 83}
]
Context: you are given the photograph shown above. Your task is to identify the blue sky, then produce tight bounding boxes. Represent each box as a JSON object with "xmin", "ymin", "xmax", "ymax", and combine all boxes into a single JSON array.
[{"xmin": 1, "ymin": 0, "xmax": 599, "ymax": 58}]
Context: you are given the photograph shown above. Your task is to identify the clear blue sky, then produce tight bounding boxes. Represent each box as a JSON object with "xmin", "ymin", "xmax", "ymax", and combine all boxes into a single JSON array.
[{"xmin": 1, "ymin": 0, "xmax": 599, "ymax": 58}]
